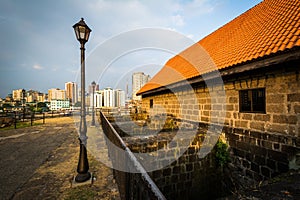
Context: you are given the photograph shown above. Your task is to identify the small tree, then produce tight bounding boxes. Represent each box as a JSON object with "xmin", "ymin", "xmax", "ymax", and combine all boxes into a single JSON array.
[
  {"xmin": 37, "ymin": 102, "xmax": 46, "ymax": 108},
  {"xmin": 2, "ymin": 103, "xmax": 12, "ymax": 110}
]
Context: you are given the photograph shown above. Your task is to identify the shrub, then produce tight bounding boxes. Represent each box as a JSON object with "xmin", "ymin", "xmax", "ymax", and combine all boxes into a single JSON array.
[{"xmin": 215, "ymin": 140, "xmax": 230, "ymax": 167}]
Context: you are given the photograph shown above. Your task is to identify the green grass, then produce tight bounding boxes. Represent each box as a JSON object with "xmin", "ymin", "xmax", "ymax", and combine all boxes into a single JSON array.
[{"xmin": 63, "ymin": 186, "xmax": 97, "ymax": 200}]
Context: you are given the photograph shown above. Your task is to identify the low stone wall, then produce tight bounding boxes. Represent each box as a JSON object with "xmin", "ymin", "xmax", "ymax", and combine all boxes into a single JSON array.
[
  {"xmin": 123, "ymin": 128, "xmax": 230, "ymax": 200},
  {"xmin": 118, "ymin": 115, "xmax": 299, "ymax": 198},
  {"xmin": 224, "ymin": 126, "xmax": 300, "ymax": 181},
  {"xmin": 100, "ymin": 112, "xmax": 167, "ymax": 200}
]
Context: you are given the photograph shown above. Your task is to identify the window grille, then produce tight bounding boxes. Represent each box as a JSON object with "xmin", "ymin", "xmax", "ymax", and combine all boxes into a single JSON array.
[{"xmin": 239, "ymin": 88, "xmax": 265, "ymax": 113}]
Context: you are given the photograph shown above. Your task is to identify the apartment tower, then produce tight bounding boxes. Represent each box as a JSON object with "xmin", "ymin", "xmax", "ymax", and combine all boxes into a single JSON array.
[{"xmin": 132, "ymin": 72, "xmax": 150, "ymax": 101}]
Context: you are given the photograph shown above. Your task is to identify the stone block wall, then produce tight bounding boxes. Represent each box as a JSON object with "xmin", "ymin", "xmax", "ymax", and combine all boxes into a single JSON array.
[
  {"xmin": 123, "ymin": 131, "xmax": 227, "ymax": 200},
  {"xmin": 222, "ymin": 71, "xmax": 300, "ymax": 135},
  {"xmin": 224, "ymin": 127, "xmax": 300, "ymax": 180},
  {"xmin": 141, "ymin": 64, "xmax": 300, "ymax": 180}
]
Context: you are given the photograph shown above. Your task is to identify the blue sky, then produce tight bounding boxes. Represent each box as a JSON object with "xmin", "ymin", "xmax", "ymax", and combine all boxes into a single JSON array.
[{"xmin": 0, "ymin": 0, "xmax": 262, "ymax": 98}]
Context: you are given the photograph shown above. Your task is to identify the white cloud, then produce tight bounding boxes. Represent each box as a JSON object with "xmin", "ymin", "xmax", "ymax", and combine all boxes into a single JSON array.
[
  {"xmin": 187, "ymin": 34, "xmax": 194, "ymax": 39},
  {"xmin": 179, "ymin": 0, "xmax": 219, "ymax": 17},
  {"xmin": 83, "ymin": 0, "xmax": 221, "ymax": 41},
  {"xmin": 86, "ymin": 0, "xmax": 179, "ymax": 34},
  {"xmin": 66, "ymin": 68, "xmax": 78, "ymax": 74},
  {"xmin": 33, "ymin": 64, "xmax": 44, "ymax": 70},
  {"xmin": 172, "ymin": 14, "xmax": 185, "ymax": 26}
]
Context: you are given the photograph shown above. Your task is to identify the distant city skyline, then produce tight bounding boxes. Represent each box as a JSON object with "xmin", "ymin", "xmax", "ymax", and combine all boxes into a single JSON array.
[
  {"xmin": 3, "ymin": 79, "xmax": 131, "ymax": 103},
  {"xmin": 0, "ymin": 0, "xmax": 262, "ymax": 98}
]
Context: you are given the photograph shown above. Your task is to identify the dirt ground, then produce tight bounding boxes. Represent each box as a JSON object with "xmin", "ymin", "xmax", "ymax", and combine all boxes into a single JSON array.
[
  {"xmin": 1, "ymin": 116, "xmax": 299, "ymax": 200},
  {"xmin": 0, "ymin": 117, "xmax": 120, "ymax": 200}
]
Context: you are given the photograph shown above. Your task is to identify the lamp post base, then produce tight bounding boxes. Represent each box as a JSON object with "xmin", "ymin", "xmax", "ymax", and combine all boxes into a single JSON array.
[
  {"xmin": 72, "ymin": 172, "xmax": 93, "ymax": 188},
  {"xmin": 75, "ymin": 172, "xmax": 91, "ymax": 182}
]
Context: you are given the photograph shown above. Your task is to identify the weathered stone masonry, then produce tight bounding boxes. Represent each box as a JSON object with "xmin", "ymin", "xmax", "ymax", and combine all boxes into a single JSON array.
[
  {"xmin": 141, "ymin": 63, "xmax": 300, "ymax": 181},
  {"xmin": 123, "ymin": 129, "xmax": 226, "ymax": 200}
]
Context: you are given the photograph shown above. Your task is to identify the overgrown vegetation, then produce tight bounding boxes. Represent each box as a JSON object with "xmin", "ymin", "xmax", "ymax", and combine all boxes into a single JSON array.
[
  {"xmin": 215, "ymin": 139, "xmax": 230, "ymax": 167},
  {"xmin": 163, "ymin": 117, "xmax": 178, "ymax": 130}
]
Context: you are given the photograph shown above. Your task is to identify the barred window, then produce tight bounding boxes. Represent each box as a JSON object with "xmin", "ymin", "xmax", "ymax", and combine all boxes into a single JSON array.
[{"xmin": 239, "ymin": 88, "xmax": 265, "ymax": 113}]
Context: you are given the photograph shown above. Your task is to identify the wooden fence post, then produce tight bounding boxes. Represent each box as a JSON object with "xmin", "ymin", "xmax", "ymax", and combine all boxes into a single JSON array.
[
  {"xmin": 14, "ymin": 111, "xmax": 17, "ymax": 129},
  {"xmin": 23, "ymin": 109, "xmax": 25, "ymax": 122},
  {"xmin": 31, "ymin": 112, "xmax": 34, "ymax": 126}
]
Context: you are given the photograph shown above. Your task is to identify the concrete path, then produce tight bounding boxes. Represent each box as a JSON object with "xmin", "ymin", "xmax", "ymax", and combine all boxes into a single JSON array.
[{"xmin": 0, "ymin": 117, "xmax": 120, "ymax": 200}]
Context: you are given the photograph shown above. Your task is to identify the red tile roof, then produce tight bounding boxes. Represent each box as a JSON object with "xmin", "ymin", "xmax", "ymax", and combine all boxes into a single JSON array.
[{"xmin": 138, "ymin": 0, "xmax": 300, "ymax": 95}]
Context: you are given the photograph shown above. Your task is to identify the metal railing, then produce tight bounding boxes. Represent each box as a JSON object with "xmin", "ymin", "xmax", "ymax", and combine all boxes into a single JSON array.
[{"xmin": 100, "ymin": 111, "xmax": 166, "ymax": 200}]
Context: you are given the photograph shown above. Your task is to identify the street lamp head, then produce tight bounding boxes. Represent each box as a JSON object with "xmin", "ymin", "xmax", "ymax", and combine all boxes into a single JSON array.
[
  {"xmin": 91, "ymin": 81, "xmax": 96, "ymax": 87},
  {"xmin": 73, "ymin": 18, "xmax": 92, "ymax": 44}
]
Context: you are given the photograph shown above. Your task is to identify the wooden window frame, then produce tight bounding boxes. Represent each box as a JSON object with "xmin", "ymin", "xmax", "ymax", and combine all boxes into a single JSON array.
[
  {"xmin": 150, "ymin": 99, "xmax": 153, "ymax": 108},
  {"xmin": 239, "ymin": 88, "xmax": 266, "ymax": 113}
]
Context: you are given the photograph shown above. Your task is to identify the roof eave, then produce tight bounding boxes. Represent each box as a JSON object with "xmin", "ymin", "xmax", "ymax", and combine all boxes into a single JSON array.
[{"xmin": 138, "ymin": 47, "xmax": 300, "ymax": 97}]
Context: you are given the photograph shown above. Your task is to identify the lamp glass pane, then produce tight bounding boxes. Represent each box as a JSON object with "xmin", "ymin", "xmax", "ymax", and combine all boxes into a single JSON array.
[
  {"xmin": 74, "ymin": 27, "xmax": 80, "ymax": 40},
  {"xmin": 79, "ymin": 26, "xmax": 86, "ymax": 40},
  {"xmin": 85, "ymin": 31, "xmax": 90, "ymax": 41}
]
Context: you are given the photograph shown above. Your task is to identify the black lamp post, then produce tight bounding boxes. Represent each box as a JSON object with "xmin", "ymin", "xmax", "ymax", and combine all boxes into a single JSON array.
[
  {"xmin": 73, "ymin": 18, "xmax": 92, "ymax": 183},
  {"xmin": 91, "ymin": 81, "xmax": 96, "ymax": 126}
]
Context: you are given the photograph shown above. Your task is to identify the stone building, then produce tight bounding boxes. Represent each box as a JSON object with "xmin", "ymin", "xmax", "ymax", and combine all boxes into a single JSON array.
[{"xmin": 137, "ymin": 0, "xmax": 300, "ymax": 180}]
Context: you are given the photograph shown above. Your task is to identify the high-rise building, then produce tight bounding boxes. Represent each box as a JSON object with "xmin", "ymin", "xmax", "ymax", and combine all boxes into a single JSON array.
[
  {"xmin": 26, "ymin": 90, "xmax": 39, "ymax": 102},
  {"xmin": 90, "ymin": 90, "xmax": 103, "ymax": 108},
  {"xmin": 90, "ymin": 88, "xmax": 125, "ymax": 108},
  {"xmin": 48, "ymin": 88, "xmax": 66, "ymax": 101},
  {"xmin": 132, "ymin": 72, "xmax": 151, "ymax": 101},
  {"xmin": 12, "ymin": 89, "xmax": 24, "ymax": 101},
  {"xmin": 88, "ymin": 83, "xmax": 99, "ymax": 95},
  {"xmin": 103, "ymin": 87, "xmax": 114, "ymax": 107},
  {"xmin": 65, "ymin": 82, "xmax": 78, "ymax": 105},
  {"xmin": 115, "ymin": 89, "xmax": 125, "ymax": 107},
  {"xmin": 38, "ymin": 93, "xmax": 47, "ymax": 102}
]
